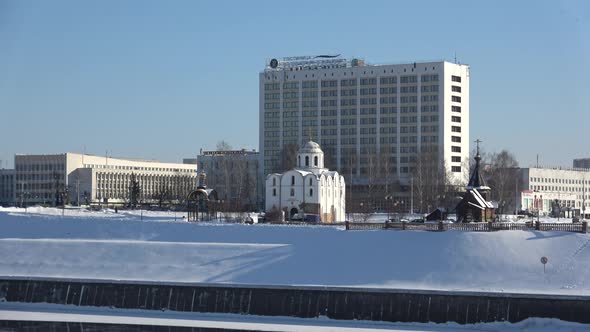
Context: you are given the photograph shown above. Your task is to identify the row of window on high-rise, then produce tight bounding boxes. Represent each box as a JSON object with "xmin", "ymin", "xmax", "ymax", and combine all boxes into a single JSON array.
[
  {"xmin": 531, "ymin": 177, "xmax": 590, "ymax": 185},
  {"xmin": 265, "ymin": 75, "xmax": 441, "ymax": 92},
  {"xmin": 267, "ymin": 98, "xmax": 440, "ymax": 110},
  {"xmin": 15, "ymin": 164, "xmax": 65, "ymax": 172}
]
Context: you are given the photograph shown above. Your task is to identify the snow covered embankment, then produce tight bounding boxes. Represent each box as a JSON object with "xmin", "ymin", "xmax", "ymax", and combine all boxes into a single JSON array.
[{"xmin": 1, "ymin": 207, "xmax": 590, "ymax": 295}]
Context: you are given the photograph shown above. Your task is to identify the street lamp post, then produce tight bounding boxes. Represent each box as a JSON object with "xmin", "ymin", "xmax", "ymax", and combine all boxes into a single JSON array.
[{"xmin": 359, "ymin": 202, "xmax": 364, "ymax": 222}]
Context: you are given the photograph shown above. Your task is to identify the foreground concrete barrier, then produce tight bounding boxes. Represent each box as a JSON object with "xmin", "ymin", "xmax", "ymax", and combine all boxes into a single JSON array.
[{"xmin": 1, "ymin": 277, "xmax": 589, "ymax": 325}]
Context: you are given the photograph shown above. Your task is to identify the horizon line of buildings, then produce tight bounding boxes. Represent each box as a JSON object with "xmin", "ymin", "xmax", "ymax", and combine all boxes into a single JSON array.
[
  {"xmin": 0, "ymin": 149, "xmax": 264, "ymax": 209},
  {"xmin": 1, "ymin": 55, "xmax": 588, "ymax": 217},
  {"xmin": 2, "ymin": 151, "xmax": 589, "ymax": 217}
]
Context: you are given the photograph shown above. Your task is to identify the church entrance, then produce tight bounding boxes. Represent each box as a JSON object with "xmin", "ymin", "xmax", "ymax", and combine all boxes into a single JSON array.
[{"xmin": 290, "ymin": 208, "xmax": 298, "ymax": 220}]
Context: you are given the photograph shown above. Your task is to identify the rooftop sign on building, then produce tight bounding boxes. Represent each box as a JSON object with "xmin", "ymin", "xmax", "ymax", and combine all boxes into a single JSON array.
[{"xmin": 265, "ymin": 55, "xmax": 356, "ymax": 72}]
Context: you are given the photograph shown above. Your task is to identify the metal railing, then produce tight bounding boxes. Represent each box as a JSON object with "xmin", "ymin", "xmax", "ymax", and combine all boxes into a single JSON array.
[{"xmin": 343, "ymin": 220, "xmax": 588, "ymax": 233}]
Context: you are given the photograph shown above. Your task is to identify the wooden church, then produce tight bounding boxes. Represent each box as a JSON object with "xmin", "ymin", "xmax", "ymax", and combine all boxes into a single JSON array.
[{"xmin": 456, "ymin": 141, "xmax": 495, "ymax": 223}]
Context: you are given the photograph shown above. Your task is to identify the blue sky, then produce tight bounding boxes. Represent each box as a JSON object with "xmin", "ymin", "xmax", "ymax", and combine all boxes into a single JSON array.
[{"xmin": 0, "ymin": 0, "xmax": 588, "ymax": 168}]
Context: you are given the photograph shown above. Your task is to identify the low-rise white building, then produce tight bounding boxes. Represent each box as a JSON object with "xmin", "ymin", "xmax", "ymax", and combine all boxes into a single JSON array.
[
  {"xmin": 519, "ymin": 167, "xmax": 590, "ymax": 218},
  {"xmin": 265, "ymin": 141, "xmax": 345, "ymax": 222},
  {"xmin": 14, "ymin": 153, "xmax": 198, "ymax": 206}
]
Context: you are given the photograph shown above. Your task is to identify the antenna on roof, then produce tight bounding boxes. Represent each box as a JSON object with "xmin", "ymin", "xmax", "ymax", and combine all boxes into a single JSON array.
[{"xmin": 454, "ymin": 52, "xmax": 457, "ymax": 64}]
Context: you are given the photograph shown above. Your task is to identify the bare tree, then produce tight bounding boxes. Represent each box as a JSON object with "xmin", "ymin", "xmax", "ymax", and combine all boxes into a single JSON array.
[
  {"xmin": 465, "ymin": 147, "xmax": 519, "ymax": 214},
  {"xmin": 366, "ymin": 152, "xmax": 385, "ymax": 212},
  {"xmin": 484, "ymin": 150, "xmax": 519, "ymax": 213},
  {"xmin": 323, "ymin": 147, "xmax": 337, "ymax": 170},
  {"xmin": 380, "ymin": 153, "xmax": 396, "ymax": 196},
  {"xmin": 343, "ymin": 152, "xmax": 358, "ymax": 213},
  {"xmin": 280, "ymin": 143, "xmax": 299, "ymax": 172},
  {"xmin": 209, "ymin": 152, "xmax": 258, "ymax": 213},
  {"xmin": 411, "ymin": 147, "xmax": 456, "ymax": 214},
  {"xmin": 153, "ymin": 184, "xmax": 171, "ymax": 208}
]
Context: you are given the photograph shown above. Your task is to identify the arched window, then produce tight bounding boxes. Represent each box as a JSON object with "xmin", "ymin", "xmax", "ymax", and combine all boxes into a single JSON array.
[
  {"xmin": 291, "ymin": 176, "xmax": 295, "ymax": 185},
  {"xmin": 298, "ymin": 156, "xmax": 300, "ymax": 166},
  {"xmin": 314, "ymin": 156, "xmax": 318, "ymax": 166},
  {"xmin": 309, "ymin": 178, "xmax": 312, "ymax": 186},
  {"xmin": 273, "ymin": 188, "xmax": 276, "ymax": 196},
  {"xmin": 305, "ymin": 156, "xmax": 309, "ymax": 166},
  {"xmin": 309, "ymin": 188, "xmax": 313, "ymax": 197},
  {"xmin": 272, "ymin": 178, "xmax": 276, "ymax": 186}
]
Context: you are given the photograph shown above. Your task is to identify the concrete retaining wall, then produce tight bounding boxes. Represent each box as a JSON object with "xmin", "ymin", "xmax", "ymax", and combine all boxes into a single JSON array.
[
  {"xmin": 1, "ymin": 277, "xmax": 589, "ymax": 325},
  {"xmin": 0, "ymin": 321, "xmax": 246, "ymax": 332}
]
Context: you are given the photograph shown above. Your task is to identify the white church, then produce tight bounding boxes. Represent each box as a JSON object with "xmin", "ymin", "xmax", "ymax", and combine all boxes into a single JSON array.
[{"xmin": 265, "ymin": 141, "xmax": 346, "ymax": 222}]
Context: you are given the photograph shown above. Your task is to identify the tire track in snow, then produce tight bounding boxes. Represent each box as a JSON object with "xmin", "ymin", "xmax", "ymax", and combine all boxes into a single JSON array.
[{"xmin": 549, "ymin": 236, "xmax": 590, "ymax": 290}]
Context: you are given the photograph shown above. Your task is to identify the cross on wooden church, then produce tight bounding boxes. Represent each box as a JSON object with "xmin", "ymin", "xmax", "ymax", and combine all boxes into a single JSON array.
[
  {"xmin": 455, "ymin": 138, "xmax": 495, "ymax": 223},
  {"xmin": 474, "ymin": 139, "xmax": 482, "ymax": 153}
]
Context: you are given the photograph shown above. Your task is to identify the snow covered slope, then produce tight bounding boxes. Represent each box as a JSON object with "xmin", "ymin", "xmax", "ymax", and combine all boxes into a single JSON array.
[{"xmin": 1, "ymin": 207, "xmax": 589, "ymax": 295}]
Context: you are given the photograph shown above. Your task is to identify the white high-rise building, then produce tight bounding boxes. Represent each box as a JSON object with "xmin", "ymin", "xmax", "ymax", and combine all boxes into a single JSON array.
[{"xmin": 259, "ymin": 56, "xmax": 470, "ymax": 209}]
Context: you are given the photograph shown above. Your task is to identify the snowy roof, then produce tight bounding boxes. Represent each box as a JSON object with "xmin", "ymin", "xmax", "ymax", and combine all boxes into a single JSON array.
[
  {"xmin": 292, "ymin": 169, "xmax": 312, "ymax": 176},
  {"xmin": 470, "ymin": 189, "xmax": 494, "ymax": 209},
  {"xmin": 265, "ymin": 173, "xmax": 281, "ymax": 180},
  {"xmin": 299, "ymin": 141, "xmax": 323, "ymax": 154},
  {"xmin": 321, "ymin": 171, "xmax": 339, "ymax": 178},
  {"xmin": 267, "ymin": 170, "xmax": 314, "ymax": 179}
]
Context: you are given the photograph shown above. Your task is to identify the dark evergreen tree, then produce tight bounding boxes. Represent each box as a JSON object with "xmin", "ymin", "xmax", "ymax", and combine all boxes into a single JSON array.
[{"xmin": 129, "ymin": 173, "xmax": 141, "ymax": 209}]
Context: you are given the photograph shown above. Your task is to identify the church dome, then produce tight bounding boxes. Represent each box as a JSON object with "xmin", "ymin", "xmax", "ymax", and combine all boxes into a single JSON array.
[
  {"xmin": 300, "ymin": 141, "xmax": 323, "ymax": 153},
  {"xmin": 297, "ymin": 140, "xmax": 325, "ymax": 171}
]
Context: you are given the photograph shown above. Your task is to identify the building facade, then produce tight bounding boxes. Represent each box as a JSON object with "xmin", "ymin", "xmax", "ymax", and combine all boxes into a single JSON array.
[
  {"xmin": 14, "ymin": 153, "xmax": 198, "ymax": 206},
  {"xmin": 259, "ymin": 56, "xmax": 469, "ymax": 210},
  {"xmin": 519, "ymin": 167, "xmax": 590, "ymax": 218},
  {"xmin": 197, "ymin": 149, "xmax": 261, "ymax": 210},
  {"xmin": 573, "ymin": 158, "xmax": 590, "ymax": 169},
  {"xmin": 265, "ymin": 141, "xmax": 345, "ymax": 222},
  {"xmin": 0, "ymin": 169, "xmax": 15, "ymax": 206}
]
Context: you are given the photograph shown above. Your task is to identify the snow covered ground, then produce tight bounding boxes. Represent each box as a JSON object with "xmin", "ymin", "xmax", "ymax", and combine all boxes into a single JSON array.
[
  {"xmin": 0, "ymin": 302, "xmax": 587, "ymax": 332},
  {"xmin": 1, "ymin": 207, "xmax": 590, "ymax": 295}
]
